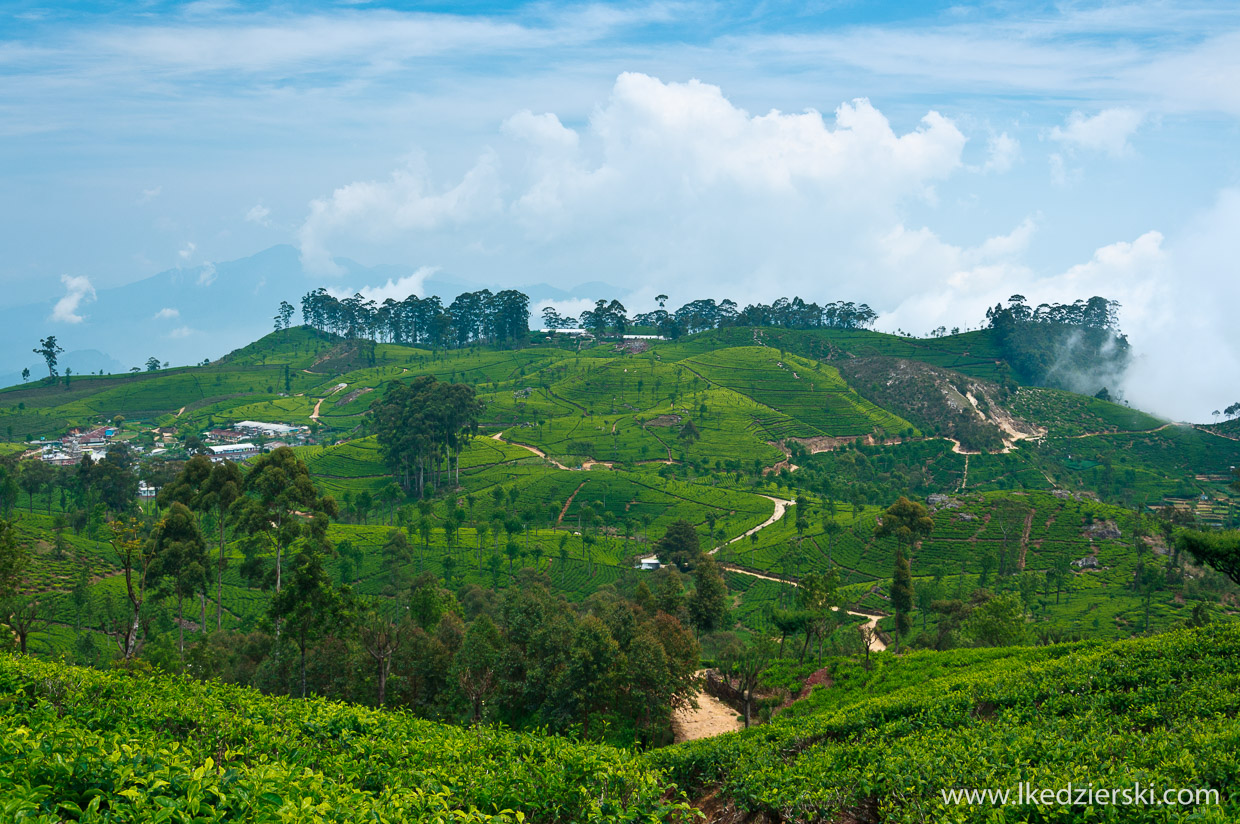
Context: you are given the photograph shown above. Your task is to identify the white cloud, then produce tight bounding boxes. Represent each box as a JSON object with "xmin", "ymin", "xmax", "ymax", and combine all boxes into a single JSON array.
[
  {"xmin": 196, "ymin": 262, "xmax": 216, "ymax": 286},
  {"xmin": 324, "ymin": 267, "xmax": 437, "ymax": 302},
  {"xmin": 1049, "ymin": 108, "xmax": 1144, "ymax": 157},
  {"xmin": 167, "ymin": 326, "xmax": 196, "ymax": 339},
  {"xmin": 532, "ymin": 297, "xmax": 597, "ymax": 328},
  {"xmin": 981, "ymin": 132, "xmax": 1018, "ymax": 173},
  {"xmin": 299, "ymin": 73, "xmax": 968, "ymax": 293},
  {"xmin": 877, "ymin": 191, "xmax": 1240, "ymax": 422},
  {"xmin": 178, "ymin": 241, "xmax": 197, "ymax": 260},
  {"xmin": 299, "ymin": 152, "xmax": 503, "ymax": 275},
  {"xmin": 50, "ymin": 274, "xmax": 96, "ymax": 323},
  {"xmin": 245, "ymin": 203, "xmax": 271, "ymax": 226},
  {"xmin": 154, "ymin": 307, "xmax": 180, "ymax": 319},
  {"xmin": 138, "ymin": 185, "xmax": 162, "ymax": 203}
]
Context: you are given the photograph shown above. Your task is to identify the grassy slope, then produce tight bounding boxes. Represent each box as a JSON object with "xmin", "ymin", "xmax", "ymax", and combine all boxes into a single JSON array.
[{"xmin": 5, "ymin": 326, "xmax": 1237, "ymax": 657}]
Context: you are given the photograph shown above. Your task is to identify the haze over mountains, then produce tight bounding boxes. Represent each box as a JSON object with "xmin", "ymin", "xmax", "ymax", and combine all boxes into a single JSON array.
[{"xmin": 0, "ymin": 245, "xmax": 617, "ymax": 388}]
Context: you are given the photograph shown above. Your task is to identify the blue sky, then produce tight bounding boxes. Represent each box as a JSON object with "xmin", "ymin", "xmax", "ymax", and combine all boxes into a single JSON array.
[{"xmin": 2, "ymin": 1, "xmax": 1239, "ymax": 417}]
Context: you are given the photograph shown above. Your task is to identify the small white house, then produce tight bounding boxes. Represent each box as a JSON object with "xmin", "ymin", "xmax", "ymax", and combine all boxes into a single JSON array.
[{"xmin": 635, "ymin": 555, "xmax": 662, "ymax": 571}]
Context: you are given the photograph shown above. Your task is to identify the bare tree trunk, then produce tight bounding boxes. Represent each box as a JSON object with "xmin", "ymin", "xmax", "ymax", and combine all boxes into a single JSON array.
[
  {"xmin": 126, "ymin": 607, "xmax": 140, "ymax": 660},
  {"xmin": 378, "ymin": 659, "xmax": 388, "ymax": 708},
  {"xmin": 218, "ymin": 527, "xmax": 226, "ymax": 631}
]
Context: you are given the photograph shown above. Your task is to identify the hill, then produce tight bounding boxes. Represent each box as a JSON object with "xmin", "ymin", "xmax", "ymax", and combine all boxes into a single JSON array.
[{"xmin": 3, "ymin": 323, "xmax": 1237, "ymax": 664}]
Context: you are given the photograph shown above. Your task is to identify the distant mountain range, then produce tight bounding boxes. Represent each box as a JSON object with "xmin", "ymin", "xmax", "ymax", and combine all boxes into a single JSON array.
[{"xmin": 0, "ymin": 245, "xmax": 621, "ymax": 388}]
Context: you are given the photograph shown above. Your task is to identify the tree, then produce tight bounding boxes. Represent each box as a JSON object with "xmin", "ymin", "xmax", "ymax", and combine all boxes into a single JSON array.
[
  {"xmin": 687, "ymin": 554, "xmax": 728, "ymax": 633},
  {"xmin": 655, "ymin": 519, "xmax": 701, "ymax": 572},
  {"xmin": 454, "ymin": 614, "xmax": 503, "ymax": 723},
  {"xmin": 357, "ymin": 603, "xmax": 405, "ymax": 707},
  {"xmin": 720, "ymin": 634, "xmax": 775, "ymax": 728},
  {"xmin": 33, "ymin": 336, "xmax": 64, "ymax": 379},
  {"xmin": 235, "ymin": 447, "xmax": 336, "ymax": 595},
  {"xmin": 874, "ymin": 496, "xmax": 934, "ymax": 554},
  {"xmin": 160, "ymin": 455, "xmax": 242, "ymax": 631},
  {"xmin": 18, "ymin": 461, "xmax": 53, "ymax": 514},
  {"xmin": 21, "ymin": 368, "xmax": 30, "ymax": 383},
  {"xmin": 890, "ymin": 548, "xmax": 914, "ymax": 653},
  {"xmin": 1139, "ymin": 565, "xmax": 1165, "ymax": 633},
  {"xmin": 148, "ymin": 502, "xmax": 210, "ymax": 659},
  {"xmin": 0, "ymin": 520, "xmax": 27, "ymax": 597},
  {"xmin": 109, "ymin": 517, "xmax": 156, "ymax": 660},
  {"xmin": 269, "ymin": 522, "xmax": 349, "ymax": 698},
  {"xmin": 371, "ymin": 376, "xmax": 483, "ymax": 496},
  {"xmin": 962, "ymin": 592, "xmax": 1027, "ymax": 647},
  {"xmin": 1177, "ymin": 530, "xmax": 1240, "ymax": 586},
  {"xmin": 145, "ymin": 357, "xmax": 161, "ymax": 372}
]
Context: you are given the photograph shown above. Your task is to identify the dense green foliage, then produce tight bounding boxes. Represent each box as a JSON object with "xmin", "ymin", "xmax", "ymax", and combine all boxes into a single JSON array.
[
  {"xmin": 0, "ymin": 654, "xmax": 689, "ymax": 823},
  {"xmin": 651, "ymin": 623, "xmax": 1240, "ymax": 822}
]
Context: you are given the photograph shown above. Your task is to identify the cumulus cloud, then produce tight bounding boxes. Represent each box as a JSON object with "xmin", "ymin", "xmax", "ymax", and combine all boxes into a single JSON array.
[
  {"xmin": 1049, "ymin": 108, "xmax": 1144, "ymax": 157},
  {"xmin": 299, "ymin": 151, "xmax": 503, "ymax": 275},
  {"xmin": 50, "ymin": 274, "xmax": 96, "ymax": 323},
  {"xmin": 298, "ymin": 73, "xmax": 967, "ymax": 295},
  {"xmin": 324, "ymin": 267, "xmax": 437, "ymax": 302},
  {"xmin": 245, "ymin": 203, "xmax": 271, "ymax": 226},
  {"xmin": 154, "ymin": 307, "xmax": 180, "ymax": 319}
]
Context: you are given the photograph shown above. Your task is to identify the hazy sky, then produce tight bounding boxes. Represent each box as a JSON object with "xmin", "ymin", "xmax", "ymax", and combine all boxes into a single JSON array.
[{"xmin": 2, "ymin": 1, "xmax": 1239, "ymax": 419}]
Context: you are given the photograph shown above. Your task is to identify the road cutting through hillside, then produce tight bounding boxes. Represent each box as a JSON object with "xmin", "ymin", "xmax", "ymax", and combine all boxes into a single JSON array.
[{"xmin": 711, "ymin": 494, "xmax": 792, "ymax": 551}]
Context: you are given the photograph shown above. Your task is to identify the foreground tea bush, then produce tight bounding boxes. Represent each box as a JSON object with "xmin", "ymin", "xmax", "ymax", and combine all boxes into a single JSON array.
[
  {"xmin": 0, "ymin": 656, "xmax": 688, "ymax": 823},
  {"xmin": 650, "ymin": 623, "xmax": 1240, "ymax": 823}
]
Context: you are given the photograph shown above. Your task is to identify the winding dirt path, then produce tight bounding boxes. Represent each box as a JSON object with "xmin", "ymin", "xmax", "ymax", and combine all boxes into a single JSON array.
[
  {"xmin": 711, "ymin": 494, "xmax": 792, "ymax": 552},
  {"xmin": 717, "ymin": 564, "xmax": 888, "ymax": 652},
  {"xmin": 556, "ymin": 481, "xmax": 588, "ymax": 526},
  {"xmin": 1068, "ymin": 422, "xmax": 1178, "ymax": 439},
  {"xmin": 490, "ymin": 430, "xmax": 571, "ymax": 470},
  {"xmin": 673, "ymin": 679, "xmax": 743, "ymax": 743},
  {"xmin": 311, "ymin": 383, "xmax": 348, "ymax": 421}
]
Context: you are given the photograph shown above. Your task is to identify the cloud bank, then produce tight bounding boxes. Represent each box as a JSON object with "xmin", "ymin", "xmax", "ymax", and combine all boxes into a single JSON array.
[{"xmin": 50, "ymin": 274, "xmax": 96, "ymax": 323}]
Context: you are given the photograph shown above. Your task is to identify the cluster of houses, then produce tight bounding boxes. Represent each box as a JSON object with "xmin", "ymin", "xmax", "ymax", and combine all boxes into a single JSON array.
[
  {"xmin": 37, "ymin": 425, "xmax": 119, "ymax": 467},
  {"xmin": 34, "ymin": 419, "xmax": 313, "ymax": 468},
  {"xmin": 201, "ymin": 420, "xmax": 310, "ymax": 463}
]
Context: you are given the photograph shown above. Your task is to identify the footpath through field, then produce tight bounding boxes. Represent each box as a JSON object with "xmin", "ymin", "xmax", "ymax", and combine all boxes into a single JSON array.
[{"xmin": 489, "ymin": 430, "xmax": 571, "ymax": 470}]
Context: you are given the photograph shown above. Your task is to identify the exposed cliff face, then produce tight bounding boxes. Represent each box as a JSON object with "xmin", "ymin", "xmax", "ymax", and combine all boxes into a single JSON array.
[{"xmin": 836, "ymin": 357, "xmax": 1044, "ymax": 453}]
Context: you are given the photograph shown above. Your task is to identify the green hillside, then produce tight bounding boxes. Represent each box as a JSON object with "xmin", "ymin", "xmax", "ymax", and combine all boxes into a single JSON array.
[{"xmin": 2, "ymin": 320, "xmax": 1239, "ymax": 823}]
